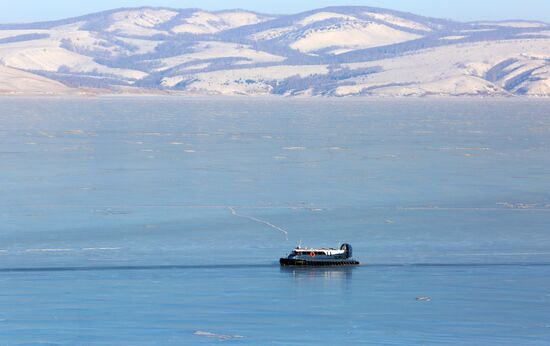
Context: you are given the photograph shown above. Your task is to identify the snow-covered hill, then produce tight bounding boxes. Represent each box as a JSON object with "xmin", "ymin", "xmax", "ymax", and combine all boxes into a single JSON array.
[
  {"xmin": 0, "ymin": 6, "xmax": 549, "ymax": 96},
  {"xmin": 0, "ymin": 65, "xmax": 76, "ymax": 94}
]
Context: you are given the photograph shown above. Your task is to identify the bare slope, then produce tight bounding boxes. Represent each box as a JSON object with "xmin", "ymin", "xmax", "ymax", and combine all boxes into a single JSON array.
[{"xmin": 0, "ymin": 65, "xmax": 74, "ymax": 94}]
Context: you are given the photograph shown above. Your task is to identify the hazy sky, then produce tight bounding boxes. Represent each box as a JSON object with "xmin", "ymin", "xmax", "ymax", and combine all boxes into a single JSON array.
[{"xmin": 1, "ymin": 0, "xmax": 550, "ymax": 24}]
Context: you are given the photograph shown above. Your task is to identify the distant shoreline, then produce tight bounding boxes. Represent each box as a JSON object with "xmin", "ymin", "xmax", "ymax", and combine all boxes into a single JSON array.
[
  {"xmin": 1, "ymin": 91, "xmax": 548, "ymax": 99},
  {"xmin": 2, "ymin": 93, "xmax": 550, "ymax": 104}
]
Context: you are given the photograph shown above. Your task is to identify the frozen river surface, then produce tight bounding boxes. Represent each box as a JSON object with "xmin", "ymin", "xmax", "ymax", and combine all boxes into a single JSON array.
[{"xmin": 0, "ymin": 97, "xmax": 549, "ymax": 345}]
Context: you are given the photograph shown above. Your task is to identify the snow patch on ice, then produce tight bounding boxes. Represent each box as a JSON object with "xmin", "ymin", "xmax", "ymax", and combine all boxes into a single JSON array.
[
  {"xmin": 193, "ymin": 330, "xmax": 244, "ymax": 341},
  {"xmin": 25, "ymin": 248, "xmax": 74, "ymax": 252}
]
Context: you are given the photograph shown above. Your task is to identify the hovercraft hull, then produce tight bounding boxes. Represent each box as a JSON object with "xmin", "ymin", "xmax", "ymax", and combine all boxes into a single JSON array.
[{"xmin": 280, "ymin": 258, "xmax": 360, "ymax": 266}]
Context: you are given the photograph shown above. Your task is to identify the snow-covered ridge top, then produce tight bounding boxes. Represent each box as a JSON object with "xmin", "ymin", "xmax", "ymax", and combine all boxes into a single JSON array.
[
  {"xmin": 297, "ymin": 12, "xmax": 359, "ymax": 26},
  {"xmin": 172, "ymin": 10, "xmax": 272, "ymax": 34},
  {"xmin": 110, "ymin": 9, "xmax": 178, "ymax": 28},
  {"xmin": 476, "ymin": 21, "xmax": 548, "ymax": 28},
  {"xmin": 363, "ymin": 12, "xmax": 432, "ymax": 32},
  {"xmin": 106, "ymin": 9, "xmax": 178, "ymax": 36}
]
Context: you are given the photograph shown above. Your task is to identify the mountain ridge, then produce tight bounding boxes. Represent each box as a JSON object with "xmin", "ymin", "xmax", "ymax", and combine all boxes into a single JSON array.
[{"xmin": 0, "ymin": 6, "xmax": 549, "ymax": 96}]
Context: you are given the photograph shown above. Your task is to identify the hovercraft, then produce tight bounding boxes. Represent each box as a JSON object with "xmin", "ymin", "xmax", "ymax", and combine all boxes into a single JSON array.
[{"xmin": 280, "ymin": 243, "xmax": 360, "ymax": 266}]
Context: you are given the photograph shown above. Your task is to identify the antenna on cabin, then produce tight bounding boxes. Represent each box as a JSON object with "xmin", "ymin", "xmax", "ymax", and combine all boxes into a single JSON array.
[{"xmin": 298, "ymin": 239, "xmax": 302, "ymax": 249}]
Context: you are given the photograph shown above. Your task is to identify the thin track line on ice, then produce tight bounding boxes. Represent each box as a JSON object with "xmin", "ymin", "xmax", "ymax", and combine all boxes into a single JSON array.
[{"xmin": 228, "ymin": 207, "xmax": 289, "ymax": 241}]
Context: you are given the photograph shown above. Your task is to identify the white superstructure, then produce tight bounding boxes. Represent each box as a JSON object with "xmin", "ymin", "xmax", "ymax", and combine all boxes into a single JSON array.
[{"xmin": 280, "ymin": 243, "xmax": 357, "ymax": 265}]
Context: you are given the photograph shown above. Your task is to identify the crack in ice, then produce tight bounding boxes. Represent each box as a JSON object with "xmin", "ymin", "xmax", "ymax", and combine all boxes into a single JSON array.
[{"xmin": 228, "ymin": 207, "xmax": 289, "ymax": 241}]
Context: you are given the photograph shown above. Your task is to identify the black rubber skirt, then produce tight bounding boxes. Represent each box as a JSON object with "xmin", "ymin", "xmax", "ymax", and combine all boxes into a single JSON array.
[{"xmin": 280, "ymin": 258, "xmax": 360, "ymax": 266}]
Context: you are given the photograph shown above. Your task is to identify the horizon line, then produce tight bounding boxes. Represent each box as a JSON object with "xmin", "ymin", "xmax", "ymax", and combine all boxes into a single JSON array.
[{"xmin": 0, "ymin": 5, "xmax": 548, "ymax": 26}]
